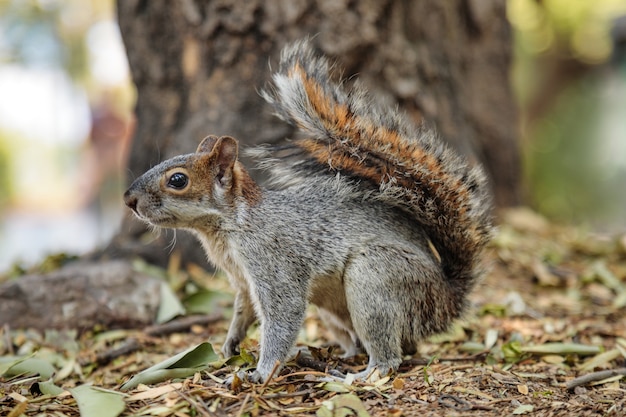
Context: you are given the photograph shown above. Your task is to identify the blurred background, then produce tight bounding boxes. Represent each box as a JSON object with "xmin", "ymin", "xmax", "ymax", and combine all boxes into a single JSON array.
[{"xmin": 0, "ymin": 0, "xmax": 625, "ymax": 271}]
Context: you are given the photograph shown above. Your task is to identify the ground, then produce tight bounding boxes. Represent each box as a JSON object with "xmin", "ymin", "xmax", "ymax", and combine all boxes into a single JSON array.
[{"xmin": 1, "ymin": 208, "xmax": 625, "ymax": 416}]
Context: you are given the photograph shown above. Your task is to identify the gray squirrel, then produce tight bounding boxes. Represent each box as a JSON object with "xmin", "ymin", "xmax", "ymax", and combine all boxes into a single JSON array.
[{"xmin": 124, "ymin": 40, "xmax": 493, "ymax": 382}]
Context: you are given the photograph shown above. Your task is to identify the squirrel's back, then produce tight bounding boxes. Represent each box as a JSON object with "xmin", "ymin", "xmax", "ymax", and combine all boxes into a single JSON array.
[{"xmin": 255, "ymin": 40, "xmax": 493, "ymax": 292}]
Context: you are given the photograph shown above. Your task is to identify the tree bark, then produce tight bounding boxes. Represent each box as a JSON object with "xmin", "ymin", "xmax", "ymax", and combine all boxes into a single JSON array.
[{"xmin": 109, "ymin": 0, "xmax": 520, "ymax": 266}]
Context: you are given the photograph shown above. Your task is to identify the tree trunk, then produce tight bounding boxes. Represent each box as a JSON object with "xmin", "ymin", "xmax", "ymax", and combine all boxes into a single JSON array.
[{"xmin": 109, "ymin": 0, "xmax": 520, "ymax": 266}]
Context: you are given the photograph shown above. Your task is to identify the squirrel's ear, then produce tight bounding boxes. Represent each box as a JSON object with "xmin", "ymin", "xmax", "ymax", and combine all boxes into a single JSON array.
[
  {"xmin": 213, "ymin": 136, "xmax": 239, "ymax": 187},
  {"xmin": 196, "ymin": 135, "xmax": 220, "ymax": 153}
]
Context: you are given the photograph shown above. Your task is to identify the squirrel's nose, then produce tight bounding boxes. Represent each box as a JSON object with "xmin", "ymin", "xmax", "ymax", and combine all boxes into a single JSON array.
[{"xmin": 124, "ymin": 190, "xmax": 138, "ymax": 212}]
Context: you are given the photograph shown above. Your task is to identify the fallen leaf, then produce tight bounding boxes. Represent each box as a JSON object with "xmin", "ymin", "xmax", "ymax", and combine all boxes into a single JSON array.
[
  {"xmin": 6, "ymin": 401, "xmax": 28, "ymax": 417},
  {"xmin": 35, "ymin": 380, "xmax": 66, "ymax": 396},
  {"xmin": 1, "ymin": 357, "xmax": 55, "ymax": 380},
  {"xmin": 69, "ymin": 385, "xmax": 125, "ymax": 417},
  {"xmin": 320, "ymin": 381, "xmax": 351, "ymax": 393},
  {"xmin": 157, "ymin": 282, "xmax": 186, "ymax": 324},
  {"xmin": 579, "ymin": 349, "xmax": 621, "ymax": 372},
  {"xmin": 485, "ymin": 329, "xmax": 499, "ymax": 349},
  {"xmin": 120, "ymin": 342, "xmax": 218, "ymax": 390},
  {"xmin": 521, "ymin": 343, "xmax": 601, "ymax": 356},
  {"xmin": 392, "ymin": 378, "xmax": 405, "ymax": 390},
  {"xmin": 317, "ymin": 393, "xmax": 371, "ymax": 417},
  {"xmin": 127, "ymin": 383, "xmax": 183, "ymax": 401},
  {"xmin": 512, "ymin": 404, "xmax": 534, "ymax": 415}
]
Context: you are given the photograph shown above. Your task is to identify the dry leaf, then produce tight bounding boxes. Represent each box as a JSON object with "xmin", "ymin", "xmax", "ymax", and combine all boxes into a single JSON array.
[{"xmin": 392, "ymin": 378, "xmax": 405, "ymax": 390}]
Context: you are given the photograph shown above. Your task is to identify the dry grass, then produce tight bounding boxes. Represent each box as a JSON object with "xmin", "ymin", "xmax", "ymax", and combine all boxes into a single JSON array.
[{"xmin": 1, "ymin": 208, "xmax": 626, "ymax": 416}]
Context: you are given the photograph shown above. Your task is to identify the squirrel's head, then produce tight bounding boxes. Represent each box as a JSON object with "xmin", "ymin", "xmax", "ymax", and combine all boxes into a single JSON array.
[{"xmin": 124, "ymin": 135, "xmax": 260, "ymax": 229}]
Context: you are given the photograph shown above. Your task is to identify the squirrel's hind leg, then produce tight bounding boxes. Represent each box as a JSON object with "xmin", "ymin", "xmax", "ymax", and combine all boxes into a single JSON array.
[
  {"xmin": 342, "ymin": 245, "xmax": 418, "ymax": 378},
  {"xmin": 343, "ymin": 242, "xmax": 440, "ymax": 379}
]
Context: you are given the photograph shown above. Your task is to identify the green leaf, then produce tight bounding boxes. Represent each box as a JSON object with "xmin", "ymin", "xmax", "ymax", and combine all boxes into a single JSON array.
[
  {"xmin": 589, "ymin": 261, "xmax": 622, "ymax": 290},
  {"xmin": 459, "ymin": 342, "xmax": 487, "ymax": 353},
  {"xmin": 0, "ymin": 356, "xmax": 20, "ymax": 375},
  {"xmin": 225, "ymin": 348, "xmax": 256, "ymax": 367},
  {"xmin": 502, "ymin": 341, "xmax": 525, "ymax": 363},
  {"xmin": 579, "ymin": 349, "xmax": 621, "ymax": 372},
  {"xmin": 69, "ymin": 385, "xmax": 125, "ymax": 417},
  {"xmin": 120, "ymin": 342, "xmax": 217, "ymax": 391},
  {"xmin": 521, "ymin": 343, "xmax": 601, "ymax": 356},
  {"xmin": 93, "ymin": 330, "xmax": 132, "ymax": 343},
  {"xmin": 36, "ymin": 380, "xmax": 66, "ymax": 396},
  {"xmin": 122, "ymin": 368, "xmax": 204, "ymax": 389},
  {"xmin": 1, "ymin": 357, "xmax": 55, "ymax": 380},
  {"xmin": 183, "ymin": 289, "xmax": 231, "ymax": 314},
  {"xmin": 132, "ymin": 259, "xmax": 168, "ymax": 280},
  {"xmin": 484, "ymin": 329, "xmax": 499, "ymax": 349},
  {"xmin": 168, "ymin": 342, "xmax": 218, "ymax": 368},
  {"xmin": 156, "ymin": 282, "xmax": 186, "ymax": 324}
]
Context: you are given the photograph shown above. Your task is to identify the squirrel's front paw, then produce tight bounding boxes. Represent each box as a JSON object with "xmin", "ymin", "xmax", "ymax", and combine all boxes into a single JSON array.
[
  {"xmin": 221, "ymin": 337, "xmax": 241, "ymax": 358},
  {"xmin": 224, "ymin": 370, "xmax": 264, "ymax": 387}
]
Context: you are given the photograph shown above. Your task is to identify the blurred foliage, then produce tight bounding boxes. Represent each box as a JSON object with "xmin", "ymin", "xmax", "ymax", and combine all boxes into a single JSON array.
[
  {"xmin": 508, "ymin": 0, "xmax": 626, "ymax": 64},
  {"xmin": 0, "ymin": 133, "xmax": 11, "ymax": 209},
  {"xmin": 509, "ymin": 0, "xmax": 626, "ymax": 229},
  {"xmin": 526, "ymin": 76, "xmax": 626, "ymax": 228},
  {"xmin": 0, "ymin": 0, "xmax": 109, "ymax": 80}
]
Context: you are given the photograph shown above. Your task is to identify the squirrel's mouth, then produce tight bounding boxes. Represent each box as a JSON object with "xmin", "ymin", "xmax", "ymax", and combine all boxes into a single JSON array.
[
  {"xmin": 141, "ymin": 213, "xmax": 178, "ymax": 228},
  {"xmin": 128, "ymin": 207, "xmax": 175, "ymax": 227}
]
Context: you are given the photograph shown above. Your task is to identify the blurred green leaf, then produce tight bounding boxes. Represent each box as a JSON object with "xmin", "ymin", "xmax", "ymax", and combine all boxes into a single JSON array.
[
  {"xmin": 1, "ymin": 356, "xmax": 55, "ymax": 379},
  {"xmin": 157, "ymin": 282, "xmax": 185, "ymax": 324},
  {"xmin": 579, "ymin": 349, "xmax": 621, "ymax": 372},
  {"xmin": 36, "ymin": 380, "xmax": 66, "ymax": 396},
  {"xmin": 521, "ymin": 343, "xmax": 601, "ymax": 356},
  {"xmin": 459, "ymin": 342, "xmax": 487, "ymax": 353},
  {"xmin": 69, "ymin": 385, "xmax": 125, "ymax": 417},
  {"xmin": 225, "ymin": 348, "xmax": 256, "ymax": 368},
  {"xmin": 479, "ymin": 304, "xmax": 507, "ymax": 317},
  {"xmin": 132, "ymin": 259, "xmax": 168, "ymax": 280},
  {"xmin": 502, "ymin": 341, "xmax": 527, "ymax": 364},
  {"xmin": 183, "ymin": 289, "xmax": 231, "ymax": 314}
]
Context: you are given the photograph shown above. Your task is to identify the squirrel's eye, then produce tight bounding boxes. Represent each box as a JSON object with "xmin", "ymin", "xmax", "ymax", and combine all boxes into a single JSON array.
[{"xmin": 167, "ymin": 172, "xmax": 188, "ymax": 189}]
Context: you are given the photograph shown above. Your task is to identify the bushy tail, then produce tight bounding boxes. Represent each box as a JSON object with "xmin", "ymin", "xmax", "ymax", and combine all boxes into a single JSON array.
[{"xmin": 257, "ymin": 40, "xmax": 493, "ymax": 290}]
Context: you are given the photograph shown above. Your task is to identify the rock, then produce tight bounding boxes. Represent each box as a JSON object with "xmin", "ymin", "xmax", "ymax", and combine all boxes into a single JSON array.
[{"xmin": 0, "ymin": 260, "xmax": 161, "ymax": 330}]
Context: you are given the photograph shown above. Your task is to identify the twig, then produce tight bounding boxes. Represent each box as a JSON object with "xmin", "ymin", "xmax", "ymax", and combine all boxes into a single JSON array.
[
  {"xmin": 439, "ymin": 351, "xmax": 490, "ymax": 362},
  {"xmin": 273, "ymin": 370, "xmax": 333, "ymax": 383},
  {"xmin": 398, "ymin": 352, "xmax": 487, "ymax": 371},
  {"xmin": 295, "ymin": 355, "xmax": 334, "ymax": 373},
  {"xmin": 236, "ymin": 393, "xmax": 251, "ymax": 417},
  {"xmin": 398, "ymin": 358, "xmax": 429, "ymax": 370},
  {"xmin": 144, "ymin": 313, "xmax": 222, "ymax": 336},
  {"xmin": 260, "ymin": 360, "xmax": 282, "ymax": 390},
  {"xmin": 260, "ymin": 389, "xmax": 312, "ymax": 399},
  {"xmin": 438, "ymin": 394, "xmax": 473, "ymax": 411},
  {"xmin": 175, "ymin": 388, "xmax": 215, "ymax": 417},
  {"xmin": 438, "ymin": 394, "xmax": 494, "ymax": 412},
  {"xmin": 95, "ymin": 338, "xmax": 141, "ymax": 365},
  {"xmin": 566, "ymin": 368, "xmax": 626, "ymax": 391}
]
